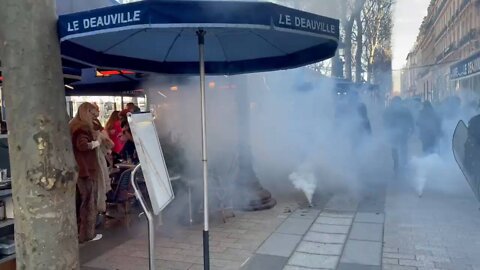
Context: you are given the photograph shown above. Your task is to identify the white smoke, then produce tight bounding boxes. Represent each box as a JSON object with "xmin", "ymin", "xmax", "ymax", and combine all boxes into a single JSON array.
[
  {"xmin": 409, "ymin": 149, "xmax": 470, "ymax": 198},
  {"xmin": 410, "ymin": 154, "xmax": 442, "ymax": 197},
  {"xmin": 289, "ymin": 164, "xmax": 317, "ymax": 206}
]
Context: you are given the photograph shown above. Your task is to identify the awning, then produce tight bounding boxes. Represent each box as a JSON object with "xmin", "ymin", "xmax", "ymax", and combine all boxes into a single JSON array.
[
  {"xmin": 66, "ymin": 68, "xmax": 144, "ymax": 96},
  {"xmin": 0, "ymin": 66, "xmax": 81, "ymax": 85}
]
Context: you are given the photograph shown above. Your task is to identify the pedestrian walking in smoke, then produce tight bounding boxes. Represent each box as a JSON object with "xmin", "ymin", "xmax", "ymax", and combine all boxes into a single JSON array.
[
  {"xmin": 69, "ymin": 102, "xmax": 102, "ymax": 243},
  {"xmin": 383, "ymin": 97, "xmax": 414, "ymax": 176},
  {"xmin": 351, "ymin": 103, "xmax": 372, "ymax": 153},
  {"xmin": 417, "ymin": 101, "xmax": 442, "ymax": 154},
  {"xmin": 357, "ymin": 103, "xmax": 372, "ymax": 137}
]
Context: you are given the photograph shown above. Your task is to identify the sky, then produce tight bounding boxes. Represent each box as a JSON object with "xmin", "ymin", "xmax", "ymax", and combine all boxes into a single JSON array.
[{"xmin": 392, "ymin": 0, "xmax": 430, "ymax": 70}]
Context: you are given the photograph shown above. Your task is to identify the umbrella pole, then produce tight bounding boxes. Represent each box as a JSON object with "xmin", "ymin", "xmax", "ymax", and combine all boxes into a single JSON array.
[{"xmin": 197, "ymin": 29, "xmax": 210, "ymax": 270}]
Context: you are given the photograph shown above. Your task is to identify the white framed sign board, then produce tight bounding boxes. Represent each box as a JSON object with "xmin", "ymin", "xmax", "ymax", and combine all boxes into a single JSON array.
[{"xmin": 128, "ymin": 112, "xmax": 174, "ymax": 215}]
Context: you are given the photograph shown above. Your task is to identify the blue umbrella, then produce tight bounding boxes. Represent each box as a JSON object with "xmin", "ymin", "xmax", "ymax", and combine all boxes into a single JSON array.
[
  {"xmin": 58, "ymin": 1, "xmax": 339, "ymax": 74},
  {"xmin": 58, "ymin": 1, "xmax": 339, "ymax": 269}
]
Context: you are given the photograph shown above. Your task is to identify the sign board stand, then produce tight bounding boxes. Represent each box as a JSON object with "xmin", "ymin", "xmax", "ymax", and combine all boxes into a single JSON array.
[
  {"xmin": 131, "ymin": 164, "xmax": 156, "ymax": 270},
  {"xmin": 127, "ymin": 112, "xmax": 175, "ymax": 270}
]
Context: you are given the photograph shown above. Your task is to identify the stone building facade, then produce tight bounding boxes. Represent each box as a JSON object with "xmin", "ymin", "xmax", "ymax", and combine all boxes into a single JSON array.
[{"xmin": 402, "ymin": 0, "xmax": 480, "ymax": 102}]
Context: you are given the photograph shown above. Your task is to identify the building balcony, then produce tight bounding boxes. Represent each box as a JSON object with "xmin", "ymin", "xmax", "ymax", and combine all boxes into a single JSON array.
[
  {"xmin": 435, "ymin": 43, "xmax": 457, "ymax": 63},
  {"xmin": 457, "ymin": 29, "xmax": 478, "ymax": 48},
  {"xmin": 435, "ymin": 26, "xmax": 447, "ymax": 43},
  {"xmin": 431, "ymin": 0, "xmax": 448, "ymax": 27},
  {"xmin": 460, "ymin": 0, "xmax": 470, "ymax": 10},
  {"xmin": 445, "ymin": 44, "xmax": 455, "ymax": 55},
  {"xmin": 446, "ymin": 0, "xmax": 471, "ymax": 27},
  {"xmin": 436, "ymin": 53, "xmax": 444, "ymax": 63}
]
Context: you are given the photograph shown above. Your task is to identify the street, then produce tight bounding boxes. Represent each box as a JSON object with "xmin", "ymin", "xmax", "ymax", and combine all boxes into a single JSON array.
[{"xmin": 79, "ymin": 169, "xmax": 480, "ymax": 270}]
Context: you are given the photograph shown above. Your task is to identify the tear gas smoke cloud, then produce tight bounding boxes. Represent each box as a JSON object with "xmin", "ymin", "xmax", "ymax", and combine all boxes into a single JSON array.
[
  {"xmin": 246, "ymin": 69, "xmax": 393, "ymax": 201},
  {"xmin": 407, "ymin": 92, "xmax": 480, "ymax": 199},
  {"xmin": 144, "ymin": 69, "xmax": 480, "ymax": 216},
  {"xmin": 410, "ymin": 154, "xmax": 442, "ymax": 197},
  {"xmin": 144, "ymin": 67, "xmax": 395, "ymax": 212}
]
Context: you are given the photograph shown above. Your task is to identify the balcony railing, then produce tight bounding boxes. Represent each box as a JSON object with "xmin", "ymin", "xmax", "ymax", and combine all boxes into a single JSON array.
[
  {"xmin": 457, "ymin": 29, "xmax": 478, "ymax": 48},
  {"xmin": 431, "ymin": 0, "xmax": 448, "ymax": 26},
  {"xmin": 445, "ymin": 0, "xmax": 471, "ymax": 27},
  {"xmin": 435, "ymin": 26, "xmax": 447, "ymax": 43},
  {"xmin": 460, "ymin": 0, "xmax": 470, "ymax": 10}
]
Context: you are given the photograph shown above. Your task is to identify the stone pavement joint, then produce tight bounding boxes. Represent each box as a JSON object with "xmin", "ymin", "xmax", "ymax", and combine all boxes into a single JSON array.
[
  {"xmin": 349, "ymin": 222, "xmax": 383, "ymax": 242},
  {"xmin": 341, "ymin": 240, "xmax": 382, "ymax": 266},
  {"xmin": 337, "ymin": 263, "xmax": 381, "ymax": 270},
  {"xmin": 354, "ymin": 212, "xmax": 385, "ymax": 224},
  {"xmin": 383, "ymin": 253, "xmax": 416, "ymax": 260},
  {"xmin": 310, "ymin": 224, "xmax": 350, "ymax": 234},
  {"xmin": 316, "ymin": 216, "xmax": 353, "ymax": 226},
  {"xmin": 383, "ymin": 258, "xmax": 399, "ymax": 265},
  {"xmin": 288, "ymin": 252, "xmax": 339, "ymax": 269},
  {"xmin": 382, "ymin": 265, "xmax": 417, "ymax": 270},
  {"xmin": 283, "ymin": 265, "xmax": 329, "ymax": 270},
  {"xmin": 256, "ymin": 232, "xmax": 302, "ymax": 257},
  {"xmin": 296, "ymin": 241, "xmax": 343, "ymax": 256},
  {"xmin": 304, "ymin": 231, "xmax": 347, "ymax": 244}
]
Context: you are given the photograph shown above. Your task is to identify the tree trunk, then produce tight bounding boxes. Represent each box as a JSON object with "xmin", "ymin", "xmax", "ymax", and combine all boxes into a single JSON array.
[
  {"xmin": 344, "ymin": 18, "xmax": 354, "ymax": 81},
  {"xmin": 0, "ymin": 0, "xmax": 80, "ymax": 269},
  {"xmin": 367, "ymin": 45, "xmax": 377, "ymax": 83},
  {"xmin": 355, "ymin": 14, "xmax": 363, "ymax": 83},
  {"xmin": 367, "ymin": 62, "xmax": 373, "ymax": 83},
  {"xmin": 331, "ymin": 50, "xmax": 344, "ymax": 78}
]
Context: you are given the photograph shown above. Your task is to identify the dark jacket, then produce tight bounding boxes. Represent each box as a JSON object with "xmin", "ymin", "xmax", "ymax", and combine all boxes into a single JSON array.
[
  {"xmin": 417, "ymin": 107, "xmax": 442, "ymax": 142},
  {"xmin": 383, "ymin": 105, "xmax": 414, "ymax": 144},
  {"xmin": 71, "ymin": 124, "xmax": 98, "ymax": 179}
]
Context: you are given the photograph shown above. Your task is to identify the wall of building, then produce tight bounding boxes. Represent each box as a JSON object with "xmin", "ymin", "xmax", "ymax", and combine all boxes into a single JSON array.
[{"xmin": 403, "ymin": 0, "xmax": 480, "ymax": 102}]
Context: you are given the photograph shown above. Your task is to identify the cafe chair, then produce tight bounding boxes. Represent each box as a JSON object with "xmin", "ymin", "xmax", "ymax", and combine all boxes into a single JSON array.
[
  {"xmin": 106, "ymin": 168, "xmax": 136, "ymax": 228},
  {"xmin": 209, "ymin": 169, "xmax": 235, "ymax": 223}
]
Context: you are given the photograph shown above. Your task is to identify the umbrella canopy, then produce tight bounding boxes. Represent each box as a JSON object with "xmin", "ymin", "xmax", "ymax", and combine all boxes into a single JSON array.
[
  {"xmin": 58, "ymin": 0, "xmax": 339, "ymax": 75},
  {"xmin": 0, "ymin": 66, "xmax": 81, "ymax": 85},
  {"xmin": 66, "ymin": 68, "xmax": 145, "ymax": 96},
  {"xmin": 66, "ymin": 77, "xmax": 144, "ymax": 96}
]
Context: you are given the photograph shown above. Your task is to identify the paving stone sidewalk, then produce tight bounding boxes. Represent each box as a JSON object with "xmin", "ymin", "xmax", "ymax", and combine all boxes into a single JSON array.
[
  {"xmin": 81, "ymin": 200, "xmax": 299, "ymax": 270},
  {"xmin": 242, "ymin": 194, "xmax": 386, "ymax": 270},
  {"xmin": 81, "ymin": 188, "xmax": 390, "ymax": 270},
  {"xmin": 382, "ymin": 184, "xmax": 480, "ymax": 270}
]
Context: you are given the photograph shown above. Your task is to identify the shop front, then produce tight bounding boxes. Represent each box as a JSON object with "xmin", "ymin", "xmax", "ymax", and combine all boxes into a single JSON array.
[{"xmin": 450, "ymin": 50, "xmax": 480, "ymax": 99}]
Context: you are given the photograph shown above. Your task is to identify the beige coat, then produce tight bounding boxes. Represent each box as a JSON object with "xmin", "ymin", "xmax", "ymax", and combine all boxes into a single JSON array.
[{"xmin": 96, "ymin": 131, "xmax": 114, "ymax": 212}]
